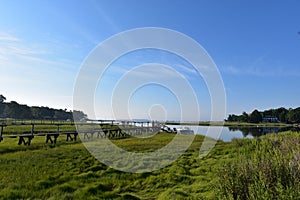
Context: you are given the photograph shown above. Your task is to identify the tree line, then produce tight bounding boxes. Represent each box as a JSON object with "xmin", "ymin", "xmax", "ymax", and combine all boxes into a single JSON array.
[
  {"xmin": 226, "ymin": 107, "xmax": 300, "ymax": 123},
  {"xmin": 0, "ymin": 95, "xmax": 87, "ymax": 121}
]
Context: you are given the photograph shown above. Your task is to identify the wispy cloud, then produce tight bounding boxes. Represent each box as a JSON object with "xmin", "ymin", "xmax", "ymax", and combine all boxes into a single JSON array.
[
  {"xmin": 0, "ymin": 44, "xmax": 47, "ymax": 61},
  {"xmin": 223, "ymin": 64, "xmax": 300, "ymax": 77},
  {"xmin": 106, "ymin": 64, "xmax": 187, "ymax": 80},
  {"xmin": 0, "ymin": 31, "xmax": 80, "ymax": 72},
  {"xmin": 130, "ymin": 65, "xmax": 183, "ymax": 79},
  {"xmin": 173, "ymin": 63, "xmax": 197, "ymax": 74},
  {"xmin": 0, "ymin": 32, "xmax": 47, "ymax": 63},
  {"xmin": 0, "ymin": 32, "xmax": 20, "ymax": 42},
  {"xmin": 222, "ymin": 53, "xmax": 300, "ymax": 77}
]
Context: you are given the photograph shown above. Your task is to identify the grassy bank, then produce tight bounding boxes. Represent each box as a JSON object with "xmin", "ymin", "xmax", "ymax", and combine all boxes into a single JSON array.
[
  {"xmin": 0, "ymin": 130, "xmax": 299, "ymax": 199},
  {"xmin": 217, "ymin": 131, "xmax": 300, "ymax": 199},
  {"xmin": 0, "ymin": 133, "xmax": 234, "ymax": 199}
]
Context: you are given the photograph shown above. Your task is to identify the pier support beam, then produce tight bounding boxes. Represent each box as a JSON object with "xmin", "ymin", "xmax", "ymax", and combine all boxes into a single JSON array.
[
  {"xmin": 46, "ymin": 134, "xmax": 59, "ymax": 144},
  {"xmin": 18, "ymin": 135, "xmax": 34, "ymax": 146},
  {"xmin": 0, "ymin": 125, "xmax": 6, "ymax": 142}
]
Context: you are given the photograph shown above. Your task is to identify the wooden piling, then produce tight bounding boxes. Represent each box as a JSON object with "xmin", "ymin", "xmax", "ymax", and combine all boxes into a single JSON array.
[{"xmin": 0, "ymin": 125, "xmax": 6, "ymax": 142}]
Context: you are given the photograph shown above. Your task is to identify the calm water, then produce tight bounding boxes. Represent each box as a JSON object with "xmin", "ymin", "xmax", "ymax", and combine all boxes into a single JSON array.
[{"xmin": 168, "ymin": 125, "xmax": 294, "ymax": 142}]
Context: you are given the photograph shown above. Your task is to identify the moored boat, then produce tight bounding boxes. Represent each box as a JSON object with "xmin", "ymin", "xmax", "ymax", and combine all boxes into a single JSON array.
[{"xmin": 176, "ymin": 127, "xmax": 194, "ymax": 134}]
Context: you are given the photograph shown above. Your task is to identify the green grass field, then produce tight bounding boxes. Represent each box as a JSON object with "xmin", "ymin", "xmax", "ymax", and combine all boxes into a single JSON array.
[
  {"xmin": 0, "ymin": 131, "xmax": 234, "ymax": 199},
  {"xmin": 0, "ymin": 127, "xmax": 299, "ymax": 199}
]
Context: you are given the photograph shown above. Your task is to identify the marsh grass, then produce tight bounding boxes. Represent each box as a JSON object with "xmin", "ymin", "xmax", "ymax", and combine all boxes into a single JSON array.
[
  {"xmin": 216, "ymin": 132, "xmax": 300, "ymax": 199},
  {"xmin": 0, "ymin": 132, "xmax": 236, "ymax": 199},
  {"xmin": 111, "ymin": 133, "xmax": 176, "ymax": 152},
  {"xmin": 0, "ymin": 125, "xmax": 298, "ymax": 199}
]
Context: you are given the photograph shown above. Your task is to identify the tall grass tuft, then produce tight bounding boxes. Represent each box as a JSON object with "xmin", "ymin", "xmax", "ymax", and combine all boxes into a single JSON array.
[{"xmin": 216, "ymin": 132, "xmax": 300, "ymax": 199}]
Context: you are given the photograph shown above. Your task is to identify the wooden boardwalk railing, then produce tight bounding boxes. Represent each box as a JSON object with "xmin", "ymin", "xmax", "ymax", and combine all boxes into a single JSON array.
[{"xmin": 0, "ymin": 121, "xmax": 162, "ymax": 146}]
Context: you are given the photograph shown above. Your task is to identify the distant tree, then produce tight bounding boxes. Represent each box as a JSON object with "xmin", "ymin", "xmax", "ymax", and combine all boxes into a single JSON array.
[
  {"xmin": 249, "ymin": 109, "xmax": 262, "ymax": 123},
  {"xmin": 226, "ymin": 114, "xmax": 238, "ymax": 122},
  {"xmin": 0, "ymin": 95, "xmax": 6, "ymax": 103},
  {"xmin": 278, "ymin": 112, "xmax": 286, "ymax": 122},
  {"xmin": 0, "ymin": 96, "xmax": 87, "ymax": 120},
  {"xmin": 241, "ymin": 111, "xmax": 249, "ymax": 122},
  {"xmin": 18, "ymin": 104, "xmax": 33, "ymax": 119},
  {"xmin": 54, "ymin": 109, "xmax": 72, "ymax": 120},
  {"xmin": 226, "ymin": 112, "xmax": 249, "ymax": 122},
  {"xmin": 0, "ymin": 103, "xmax": 6, "ymax": 118},
  {"xmin": 226, "ymin": 115, "xmax": 233, "ymax": 122},
  {"xmin": 263, "ymin": 109, "xmax": 275, "ymax": 117},
  {"xmin": 287, "ymin": 107, "xmax": 300, "ymax": 123},
  {"xmin": 226, "ymin": 107, "xmax": 300, "ymax": 124},
  {"xmin": 72, "ymin": 110, "xmax": 87, "ymax": 121},
  {"xmin": 31, "ymin": 106, "xmax": 42, "ymax": 119},
  {"xmin": 277, "ymin": 107, "xmax": 288, "ymax": 122},
  {"xmin": 3, "ymin": 101, "xmax": 20, "ymax": 118},
  {"xmin": 39, "ymin": 107, "xmax": 55, "ymax": 119}
]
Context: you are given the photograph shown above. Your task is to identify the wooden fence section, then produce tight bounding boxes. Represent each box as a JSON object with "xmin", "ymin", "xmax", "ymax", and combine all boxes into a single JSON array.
[
  {"xmin": 81, "ymin": 126, "xmax": 161, "ymax": 140},
  {"xmin": 0, "ymin": 121, "xmax": 162, "ymax": 146}
]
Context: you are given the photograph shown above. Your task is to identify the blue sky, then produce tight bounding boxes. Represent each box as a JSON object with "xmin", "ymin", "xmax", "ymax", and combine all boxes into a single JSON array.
[{"xmin": 0, "ymin": 0, "xmax": 299, "ymax": 120}]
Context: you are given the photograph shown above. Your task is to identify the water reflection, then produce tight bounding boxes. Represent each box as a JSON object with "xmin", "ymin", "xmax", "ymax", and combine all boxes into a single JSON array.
[
  {"xmin": 168, "ymin": 125, "xmax": 296, "ymax": 142},
  {"xmin": 228, "ymin": 126, "xmax": 293, "ymax": 137}
]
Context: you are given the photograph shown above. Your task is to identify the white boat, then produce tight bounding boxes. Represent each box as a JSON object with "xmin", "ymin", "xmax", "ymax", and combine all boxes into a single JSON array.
[
  {"xmin": 176, "ymin": 127, "xmax": 194, "ymax": 134},
  {"xmin": 161, "ymin": 125, "xmax": 176, "ymax": 133}
]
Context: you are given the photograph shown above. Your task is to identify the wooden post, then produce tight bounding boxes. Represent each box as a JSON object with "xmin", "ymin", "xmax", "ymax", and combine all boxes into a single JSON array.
[
  {"xmin": 31, "ymin": 124, "xmax": 34, "ymax": 136},
  {"xmin": 0, "ymin": 125, "xmax": 5, "ymax": 142},
  {"xmin": 54, "ymin": 134, "xmax": 59, "ymax": 143},
  {"xmin": 0, "ymin": 125, "xmax": 3, "ymax": 136},
  {"xmin": 18, "ymin": 136, "xmax": 25, "ymax": 145},
  {"xmin": 74, "ymin": 132, "xmax": 78, "ymax": 141},
  {"xmin": 46, "ymin": 134, "xmax": 53, "ymax": 143}
]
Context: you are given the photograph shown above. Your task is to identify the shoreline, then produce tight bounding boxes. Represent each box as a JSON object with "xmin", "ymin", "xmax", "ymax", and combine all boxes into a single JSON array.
[{"xmin": 165, "ymin": 121, "xmax": 296, "ymax": 127}]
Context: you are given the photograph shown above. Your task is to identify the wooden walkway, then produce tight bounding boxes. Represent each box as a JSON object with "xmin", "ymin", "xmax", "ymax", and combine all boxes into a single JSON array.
[{"xmin": 0, "ymin": 120, "xmax": 162, "ymax": 146}]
